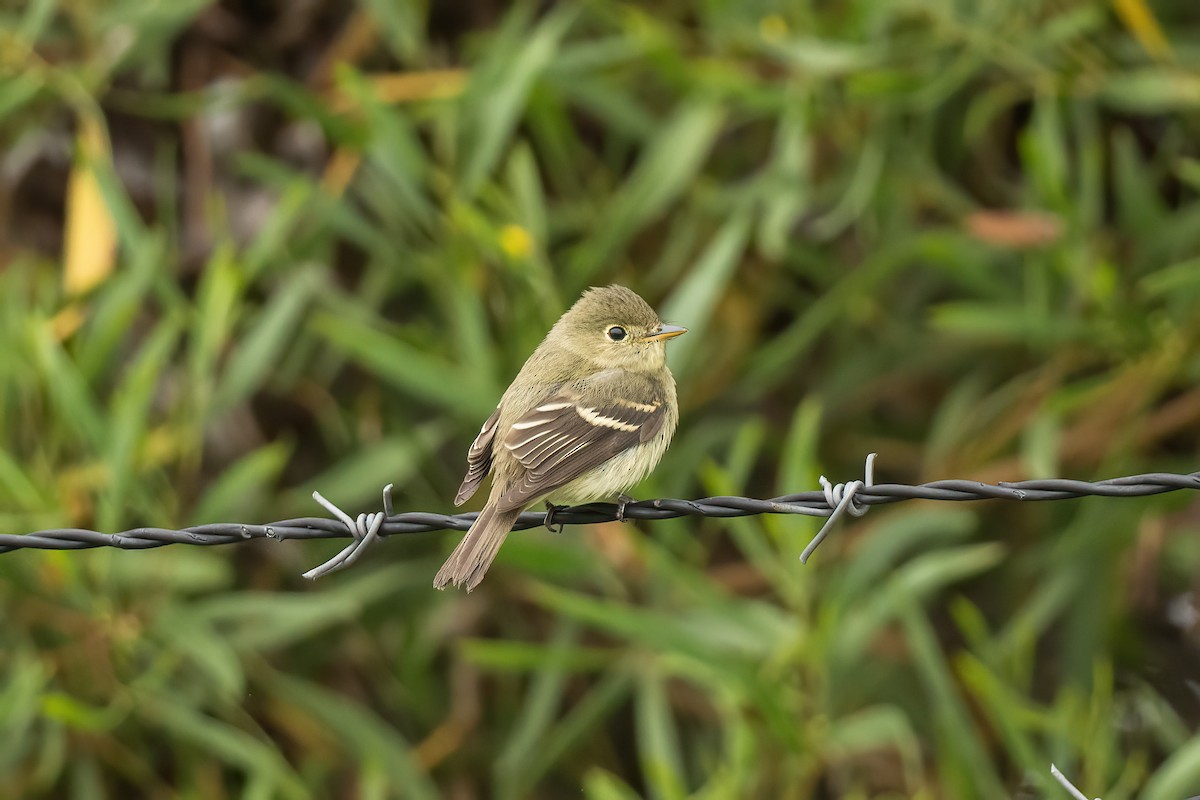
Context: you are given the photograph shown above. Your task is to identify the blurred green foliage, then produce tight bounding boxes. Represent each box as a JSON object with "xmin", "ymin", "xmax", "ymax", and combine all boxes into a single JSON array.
[{"xmin": 2, "ymin": 0, "xmax": 1200, "ymax": 797}]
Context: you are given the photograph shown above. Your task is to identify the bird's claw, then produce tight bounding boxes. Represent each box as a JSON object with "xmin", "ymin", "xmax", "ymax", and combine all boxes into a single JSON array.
[
  {"xmin": 543, "ymin": 501, "xmax": 567, "ymax": 534},
  {"xmin": 615, "ymin": 493, "xmax": 637, "ymax": 523}
]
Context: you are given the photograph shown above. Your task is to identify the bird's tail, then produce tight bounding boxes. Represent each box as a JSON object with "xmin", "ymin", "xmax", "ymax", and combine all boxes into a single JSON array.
[{"xmin": 433, "ymin": 504, "xmax": 524, "ymax": 591}]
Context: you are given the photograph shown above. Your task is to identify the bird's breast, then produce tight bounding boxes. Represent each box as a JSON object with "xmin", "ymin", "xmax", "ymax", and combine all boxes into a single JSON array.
[{"xmin": 545, "ymin": 422, "xmax": 675, "ymax": 506}]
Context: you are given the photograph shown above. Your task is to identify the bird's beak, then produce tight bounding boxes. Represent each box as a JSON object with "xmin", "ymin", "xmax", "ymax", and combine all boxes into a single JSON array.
[{"xmin": 643, "ymin": 324, "xmax": 688, "ymax": 342}]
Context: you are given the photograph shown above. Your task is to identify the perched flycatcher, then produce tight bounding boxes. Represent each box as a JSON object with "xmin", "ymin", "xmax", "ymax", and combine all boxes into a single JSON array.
[{"xmin": 434, "ymin": 285, "xmax": 686, "ymax": 591}]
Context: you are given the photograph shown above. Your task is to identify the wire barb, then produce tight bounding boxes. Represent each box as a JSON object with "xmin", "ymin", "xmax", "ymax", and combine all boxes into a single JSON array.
[
  {"xmin": 1050, "ymin": 763, "xmax": 1098, "ymax": 800},
  {"xmin": 801, "ymin": 452, "xmax": 877, "ymax": 564},
  {"xmin": 302, "ymin": 484, "xmax": 394, "ymax": 580}
]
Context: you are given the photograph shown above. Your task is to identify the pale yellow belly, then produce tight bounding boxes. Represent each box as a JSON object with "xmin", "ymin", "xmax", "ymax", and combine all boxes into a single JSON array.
[{"xmin": 544, "ymin": 432, "xmax": 672, "ymax": 506}]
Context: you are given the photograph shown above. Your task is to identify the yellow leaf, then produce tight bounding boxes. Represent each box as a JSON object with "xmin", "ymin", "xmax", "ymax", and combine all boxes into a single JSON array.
[
  {"xmin": 49, "ymin": 304, "xmax": 86, "ymax": 341},
  {"xmin": 63, "ymin": 115, "xmax": 116, "ymax": 296},
  {"xmin": 498, "ymin": 224, "xmax": 534, "ymax": 259},
  {"xmin": 1112, "ymin": 0, "xmax": 1173, "ymax": 61},
  {"xmin": 759, "ymin": 14, "xmax": 789, "ymax": 43}
]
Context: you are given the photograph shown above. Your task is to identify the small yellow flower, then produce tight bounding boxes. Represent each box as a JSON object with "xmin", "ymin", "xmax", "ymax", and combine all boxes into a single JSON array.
[
  {"xmin": 499, "ymin": 224, "xmax": 534, "ymax": 259},
  {"xmin": 759, "ymin": 14, "xmax": 789, "ymax": 43}
]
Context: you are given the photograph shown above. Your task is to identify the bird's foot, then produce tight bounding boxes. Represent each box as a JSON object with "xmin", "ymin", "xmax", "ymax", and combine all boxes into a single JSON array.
[
  {"xmin": 544, "ymin": 501, "xmax": 567, "ymax": 534},
  {"xmin": 615, "ymin": 493, "xmax": 637, "ymax": 523}
]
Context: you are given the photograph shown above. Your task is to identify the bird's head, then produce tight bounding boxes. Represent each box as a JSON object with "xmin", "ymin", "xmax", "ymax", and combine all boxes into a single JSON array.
[{"xmin": 549, "ymin": 284, "xmax": 687, "ymax": 373}]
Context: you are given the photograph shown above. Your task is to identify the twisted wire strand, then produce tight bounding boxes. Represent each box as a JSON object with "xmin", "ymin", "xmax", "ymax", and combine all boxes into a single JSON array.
[{"xmin": 2, "ymin": 469, "xmax": 1196, "ymax": 556}]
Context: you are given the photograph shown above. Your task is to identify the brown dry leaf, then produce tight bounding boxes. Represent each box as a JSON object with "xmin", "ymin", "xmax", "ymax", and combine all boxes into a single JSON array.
[
  {"xmin": 1140, "ymin": 384, "xmax": 1200, "ymax": 447},
  {"xmin": 964, "ymin": 210, "xmax": 1064, "ymax": 250},
  {"xmin": 708, "ymin": 561, "xmax": 768, "ymax": 594},
  {"xmin": 414, "ymin": 658, "xmax": 479, "ymax": 769},
  {"xmin": 63, "ymin": 115, "xmax": 117, "ymax": 296},
  {"xmin": 57, "ymin": 458, "xmax": 107, "ymax": 524},
  {"xmin": 965, "ymin": 340, "xmax": 1178, "ymax": 481},
  {"xmin": 320, "ymin": 147, "xmax": 362, "ymax": 197},
  {"xmin": 1127, "ymin": 515, "xmax": 1164, "ymax": 611},
  {"xmin": 1061, "ymin": 332, "xmax": 1183, "ymax": 463},
  {"xmin": 588, "ymin": 521, "xmax": 641, "ymax": 575},
  {"xmin": 308, "ymin": 10, "xmax": 378, "ymax": 89},
  {"xmin": 324, "ymin": 69, "xmax": 468, "ymax": 114}
]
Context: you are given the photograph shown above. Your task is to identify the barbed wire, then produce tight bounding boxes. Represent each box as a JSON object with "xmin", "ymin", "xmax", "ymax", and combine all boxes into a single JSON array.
[
  {"xmin": 1051, "ymin": 764, "xmax": 1097, "ymax": 800},
  {"xmin": 1, "ymin": 455, "xmax": 1196, "ymax": 581}
]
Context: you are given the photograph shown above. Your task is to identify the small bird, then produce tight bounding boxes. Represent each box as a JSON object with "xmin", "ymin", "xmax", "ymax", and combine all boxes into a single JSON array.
[{"xmin": 434, "ymin": 285, "xmax": 686, "ymax": 591}]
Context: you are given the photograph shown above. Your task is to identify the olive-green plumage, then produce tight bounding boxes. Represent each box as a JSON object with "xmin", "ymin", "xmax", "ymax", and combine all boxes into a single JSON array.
[{"xmin": 434, "ymin": 285, "xmax": 686, "ymax": 591}]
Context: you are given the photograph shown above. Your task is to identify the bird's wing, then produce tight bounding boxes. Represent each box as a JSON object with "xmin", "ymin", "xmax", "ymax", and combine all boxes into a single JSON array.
[
  {"xmin": 455, "ymin": 405, "xmax": 501, "ymax": 506},
  {"xmin": 494, "ymin": 389, "xmax": 668, "ymax": 512}
]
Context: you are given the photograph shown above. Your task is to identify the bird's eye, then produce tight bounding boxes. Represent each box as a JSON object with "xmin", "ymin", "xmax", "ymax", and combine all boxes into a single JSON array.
[{"xmin": 606, "ymin": 326, "xmax": 627, "ymax": 342}]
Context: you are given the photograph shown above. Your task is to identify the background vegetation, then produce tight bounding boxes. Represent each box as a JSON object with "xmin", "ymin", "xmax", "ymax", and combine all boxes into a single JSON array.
[{"xmin": 2, "ymin": 0, "xmax": 1200, "ymax": 797}]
